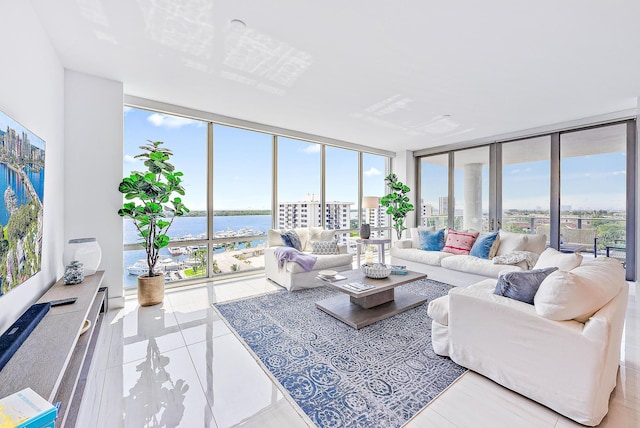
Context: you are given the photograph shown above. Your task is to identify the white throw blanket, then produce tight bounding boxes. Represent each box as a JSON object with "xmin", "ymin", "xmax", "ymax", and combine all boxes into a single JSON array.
[{"xmin": 492, "ymin": 251, "xmax": 539, "ymax": 270}]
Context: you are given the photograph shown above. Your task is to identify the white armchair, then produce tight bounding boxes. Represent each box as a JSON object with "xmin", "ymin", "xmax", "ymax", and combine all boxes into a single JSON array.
[
  {"xmin": 264, "ymin": 227, "xmax": 353, "ymax": 291},
  {"xmin": 428, "ymin": 259, "xmax": 628, "ymax": 426}
]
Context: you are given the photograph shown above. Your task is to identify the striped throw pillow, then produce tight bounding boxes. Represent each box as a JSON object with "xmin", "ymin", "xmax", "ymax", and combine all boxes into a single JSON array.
[{"xmin": 442, "ymin": 229, "xmax": 479, "ymax": 255}]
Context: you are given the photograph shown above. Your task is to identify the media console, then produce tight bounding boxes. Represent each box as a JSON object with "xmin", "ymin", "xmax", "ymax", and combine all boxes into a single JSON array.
[{"xmin": 0, "ymin": 271, "xmax": 107, "ymax": 427}]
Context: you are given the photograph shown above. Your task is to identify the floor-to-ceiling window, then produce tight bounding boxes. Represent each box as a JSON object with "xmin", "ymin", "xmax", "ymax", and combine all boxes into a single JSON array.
[
  {"xmin": 417, "ymin": 119, "xmax": 636, "ymax": 280},
  {"xmin": 502, "ymin": 136, "xmax": 551, "ymax": 234},
  {"xmin": 213, "ymin": 125, "xmax": 272, "ymax": 276},
  {"xmin": 363, "ymin": 153, "xmax": 389, "ymax": 238},
  {"xmin": 325, "ymin": 147, "xmax": 357, "ymax": 243},
  {"xmin": 123, "ymin": 105, "xmax": 391, "ymax": 290},
  {"xmin": 122, "ymin": 107, "xmax": 208, "ymax": 289},
  {"xmin": 419, "ymin": 154, "xmax": 449, "ymax": 228},
  {"xmin": 276, "ymin": 137, "xmax": 321, "ymax": 229},
  {"xmin": 560, "ymin": 124, "xmax": 627, "ymax": 260}
]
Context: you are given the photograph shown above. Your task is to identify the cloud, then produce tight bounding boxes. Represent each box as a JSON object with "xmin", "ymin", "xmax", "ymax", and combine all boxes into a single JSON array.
[
  {"xmin": 123, "ymin": 106, "xmax": 132, "ymax": 114},
  {"xmin": 364, "ymin": 167, "xmax": 382, "ymax": 177},
  {"xmin": 147, "ymin": 113, "xmax": 199, "ymax": 129},
  {"xmin": 299, "ymin": 144, "xmax": 320, "ymax": 154},
  {"xmin": 124, "ymin": 154, "xmax": 138, "ymax": 164}
]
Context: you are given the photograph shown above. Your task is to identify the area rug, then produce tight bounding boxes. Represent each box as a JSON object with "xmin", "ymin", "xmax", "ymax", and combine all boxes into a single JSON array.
[{"xmin": 213, "ymin": 279, "xmax": 466, "ymax": 428}]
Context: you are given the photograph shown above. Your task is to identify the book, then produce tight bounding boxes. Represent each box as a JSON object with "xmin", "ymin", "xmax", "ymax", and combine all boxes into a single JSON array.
[
  {"xmin": 388, "ymin": 264, "xmax": 408, "ymax": 275},
  {"xmin": 0, "ymin": 387, "xmax": 57, "ymax": 428},
  {"xmin": 339, "ymin": 281, "xmax": 375, "ymax": 293}
]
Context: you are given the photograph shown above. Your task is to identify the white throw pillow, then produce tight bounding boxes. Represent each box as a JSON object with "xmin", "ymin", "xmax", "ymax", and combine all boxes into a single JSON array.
[
  {"xmin": 524, "ymin": 233, "xmax": 547, "ymax": 255},
  {"xmin": 496, "ymin": 231, "xmax": 528, "ymax": 256},
  {"xmin": 534, "ymin": 257, "xmax": 624, "ymax": 322},
  {"xmin": 410, "ymin": 226, "xmax": 435, "ymax": 248},
  {"xmin": 533, "ymin": 247, "xmax": 583, "ymax": 271}
]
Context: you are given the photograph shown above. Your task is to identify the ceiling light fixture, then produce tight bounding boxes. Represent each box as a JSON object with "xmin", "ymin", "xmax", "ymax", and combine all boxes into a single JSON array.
[{"xmin": 229, "ymin": 19, "xmax": 246, "ymax": 29}]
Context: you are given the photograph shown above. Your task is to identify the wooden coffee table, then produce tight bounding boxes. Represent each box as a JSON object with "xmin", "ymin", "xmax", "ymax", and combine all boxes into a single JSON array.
[{"xmin": 315, "ymin": 269, "xmax": 428, "ymax": 329}]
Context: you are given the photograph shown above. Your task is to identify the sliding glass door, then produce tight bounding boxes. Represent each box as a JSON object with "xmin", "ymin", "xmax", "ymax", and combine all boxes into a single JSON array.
[{"xmin": 417, "ymin": 120, "xmax": 636, "ymax": 280}]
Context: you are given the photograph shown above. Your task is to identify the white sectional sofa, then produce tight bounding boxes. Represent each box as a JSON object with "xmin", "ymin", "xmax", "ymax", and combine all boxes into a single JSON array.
[
  {"xmin": 427, "ymin": 256, "xmax": 629, "ymax": 426},
  {"xmin": 390, "ymin": 228, "xmax": 547, "ymax": 286},
  {"xmin": 264, "ymin": 227, "xmax": 353, "ymax": 291}
]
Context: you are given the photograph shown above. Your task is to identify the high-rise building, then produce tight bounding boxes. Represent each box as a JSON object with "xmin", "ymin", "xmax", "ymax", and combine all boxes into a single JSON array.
[
  {"xmin": 277, "ymin": 194, "xmax": 352, "ymax": 230},
  {"xmin": 438, "ymin": 196, "xmax": 448, "ymax": 216}
]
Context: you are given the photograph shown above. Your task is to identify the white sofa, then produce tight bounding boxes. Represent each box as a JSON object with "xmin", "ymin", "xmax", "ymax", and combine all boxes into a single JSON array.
[
  {"xmin": 391, "ymin": 228, "xmax": 547, "ymax": 286},
  {"xmin": 264, "ymin": 227, "xmax": 353, "ymax": 291},
  {"xmin": 427, "ymin": 257, "xmax": 628, "ymax": 426}
]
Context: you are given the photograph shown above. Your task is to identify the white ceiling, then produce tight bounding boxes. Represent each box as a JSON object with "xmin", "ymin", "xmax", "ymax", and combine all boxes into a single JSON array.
[{"xmin": 30, "ymin": 0, "xmax": 640, "ymax": 153}]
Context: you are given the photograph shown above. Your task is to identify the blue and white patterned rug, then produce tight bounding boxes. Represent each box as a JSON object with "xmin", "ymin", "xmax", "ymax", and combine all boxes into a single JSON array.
[{"xmin": 213, "ymin": 279, "xmax": 466, "ymax": 428}]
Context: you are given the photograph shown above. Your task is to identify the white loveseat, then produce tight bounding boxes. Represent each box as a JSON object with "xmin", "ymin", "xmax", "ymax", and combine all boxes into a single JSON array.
[
  {"xmin": 391, "ymin": 228, "xmax": 547, "ymax": 286},
  {"xmin": 427, "ymin": 257, "xmax": 628, "ymax": 426},
  {"xmin": 264, "ymin": 227, "xmax": 353, "ymax": 291}
]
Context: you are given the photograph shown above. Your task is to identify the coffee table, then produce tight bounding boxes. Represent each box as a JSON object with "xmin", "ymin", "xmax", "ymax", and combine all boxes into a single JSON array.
[{"xmin": 315, "ymin": 269, "xmax": 428, "ymax": 329}]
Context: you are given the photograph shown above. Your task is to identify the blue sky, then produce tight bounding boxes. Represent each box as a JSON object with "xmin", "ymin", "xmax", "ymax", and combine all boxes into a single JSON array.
[{"xmin": 124, "ymin": 108, "xmax": 386, "ymax": 211}]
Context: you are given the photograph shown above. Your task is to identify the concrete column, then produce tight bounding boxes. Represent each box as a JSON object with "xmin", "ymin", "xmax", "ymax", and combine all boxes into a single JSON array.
[{"xmin": 463, "ymin": 163, "xmax": 483, "ymax": 231}]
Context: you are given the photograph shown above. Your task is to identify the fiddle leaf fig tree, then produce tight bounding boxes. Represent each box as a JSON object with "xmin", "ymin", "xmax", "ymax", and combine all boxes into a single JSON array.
[
  {"xmin": 118, "ymin": 141, "xmax": 189, "ymax": 277},
  {"xmin": 380, "ymin": 173, "xmax": 414, "ymax": 240}
]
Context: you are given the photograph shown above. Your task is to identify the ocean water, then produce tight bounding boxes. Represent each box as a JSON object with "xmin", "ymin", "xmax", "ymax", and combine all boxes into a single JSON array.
[
  {"xmin": 123, "ymin": 214, "xmax": 272, "ymax": 288},
  {"xmin": 0, "ymin": 163, "xmax": 45, "ymax": 226}
]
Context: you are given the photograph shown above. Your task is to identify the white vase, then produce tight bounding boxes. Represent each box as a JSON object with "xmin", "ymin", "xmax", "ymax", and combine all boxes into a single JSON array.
[{"xmin": 63, "ymin": 238, "xmax": 102, "ymax": 275}]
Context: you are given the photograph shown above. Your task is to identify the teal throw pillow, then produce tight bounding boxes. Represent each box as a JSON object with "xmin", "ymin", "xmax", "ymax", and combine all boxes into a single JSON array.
[
  {"xmin": 470, "ymin": 231, "xmax": 500, "ymax": 259},
  {"xmin": 418, "ymin": 228, "xmax": 445, "ymax": 251},
  {"xmin": 494, "ymin": 267, "xmax": 558, "ymax": 305}
]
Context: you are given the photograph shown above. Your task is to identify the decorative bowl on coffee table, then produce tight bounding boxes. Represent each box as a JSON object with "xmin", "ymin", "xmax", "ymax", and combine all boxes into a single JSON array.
[{"xmin": 361, "ymin": 263, "xmax": 392, "ymax": 279}]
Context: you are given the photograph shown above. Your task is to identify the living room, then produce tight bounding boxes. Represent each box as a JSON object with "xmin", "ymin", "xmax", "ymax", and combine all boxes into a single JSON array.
[{"xmin": 1, "ymin": 1, "xmax": 639, "ymax": 427}]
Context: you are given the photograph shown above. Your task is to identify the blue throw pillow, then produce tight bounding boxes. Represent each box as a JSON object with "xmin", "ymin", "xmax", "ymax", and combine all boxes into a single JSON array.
[
  {"xmin": 281, "ymin": 230, "xmax": 302, "ymax": 251},
  {"xmin": 494, "ymin": 267, "xmax": 558, "ymax": 305},
  {"xmin": 470, "ymin": 231, "xmax": 500, "ymax": 259},
  {"xmin": 418, "ymin": 228, "xmax": 445, "ymax": 251}
]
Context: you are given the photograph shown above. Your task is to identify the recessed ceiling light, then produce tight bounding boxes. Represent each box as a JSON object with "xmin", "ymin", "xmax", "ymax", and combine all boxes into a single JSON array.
[{"xmin": 229, "ymin": 19, "xmax": 246, "ymax": 29}]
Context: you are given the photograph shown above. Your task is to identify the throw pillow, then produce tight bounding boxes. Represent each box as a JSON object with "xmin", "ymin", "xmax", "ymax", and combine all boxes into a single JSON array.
[
  {"xmin": 533, "ymin": 247, "xmax": 583, "ymax": 271},
  {"xmin": 311, "ymin": 240, "xmax": 339, "ymax": 255},
  {"xmin": 534, "ymin": 258, "xmax": 624, "ymax": 322},
  {"xmin": 469, "ymin": 231, "xmax": 500, "ymax": 259},
  {"xmin": 280, "ymin": 230, "xmax": 302, "ymax": 251},
  {"xmin": 442, "ymin": 229, "xmax": 479, "ymax": 255},
  {"xmin": 523, "ymin": 233, "xmax": 547, "ymax": 255},
  {"xmin": 410, "ymin": 226, "xmax": 436, "ymax": 248},
  {"xmin": 496, "ymin": 230, "xmax": 529, "ymax": 256},
  {"xmin": 418, "ymin": 228, "xmax": 445, "ymax": 251},
  {"xmin": 494, "ymin": 267, "xmax": 558, "ymax": 305}
]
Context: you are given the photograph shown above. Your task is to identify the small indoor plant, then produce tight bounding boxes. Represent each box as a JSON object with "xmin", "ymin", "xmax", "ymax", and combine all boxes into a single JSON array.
[
  {"xmin": 118, "ymin": 141, "xmax": 189, "ymax": 306},
  {"xmin": 381, "ymin": 173, "xmax": 414, "ymax": 240}
]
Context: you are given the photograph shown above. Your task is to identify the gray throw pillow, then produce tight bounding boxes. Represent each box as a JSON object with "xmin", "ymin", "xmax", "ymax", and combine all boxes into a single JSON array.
[
  {"xmin": 311, "ymin": 240, "xmax": 339, "ymax": 255},
  {"xmin": 494, "ymin": 267, "xmax": 558, "ymax": 305}
]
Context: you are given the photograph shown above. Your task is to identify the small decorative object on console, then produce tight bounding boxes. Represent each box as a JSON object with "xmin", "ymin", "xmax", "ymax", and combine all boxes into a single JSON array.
[
  {"xmin": 361, "ymin": 263, "xmax": 392, "ymax": 279},
  {"xmin": 63, "ymin": 260, "xmax": 84, "ymax": 285},
  {"xmin": 63, "ymin": 238, "xmax": 102, "ymax": 275}
]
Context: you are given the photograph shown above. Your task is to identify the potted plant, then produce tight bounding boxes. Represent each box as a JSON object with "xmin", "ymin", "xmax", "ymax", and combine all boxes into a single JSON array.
[
  {"xmin": 118, "ymin": 141, "xmax": 189, "ymax": 306},
  {"xmin": 381, "ymin": 173, "xmax": 414, "ymax": 240}
]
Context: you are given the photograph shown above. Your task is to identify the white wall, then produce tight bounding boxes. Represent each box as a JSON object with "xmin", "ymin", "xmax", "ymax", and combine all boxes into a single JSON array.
[
  {"xmin": 0, "ymin": 1, "xmax": 65, "ymax": 333},
  {"xmin": 64, "ymin": 70, "xmax": 124, "ymax": 305}
]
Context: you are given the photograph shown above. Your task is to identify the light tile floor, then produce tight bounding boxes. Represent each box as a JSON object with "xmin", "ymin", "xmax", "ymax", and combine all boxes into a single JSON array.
[{"xmin": 77, "ymin": 277, "xmax": 640, "ymax": 427}]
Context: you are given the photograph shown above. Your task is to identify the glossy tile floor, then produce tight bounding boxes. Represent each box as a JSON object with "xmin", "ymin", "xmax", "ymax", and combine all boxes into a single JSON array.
[{"xmin": 77, "ymin": 276, "xmax": 640, "ymax": 427}]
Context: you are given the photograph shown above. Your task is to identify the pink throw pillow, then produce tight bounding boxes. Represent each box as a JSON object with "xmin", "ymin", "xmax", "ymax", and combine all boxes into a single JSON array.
[{"xmin": 442, "ymin": 229, "xmax": 480, "ymax": 255}]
